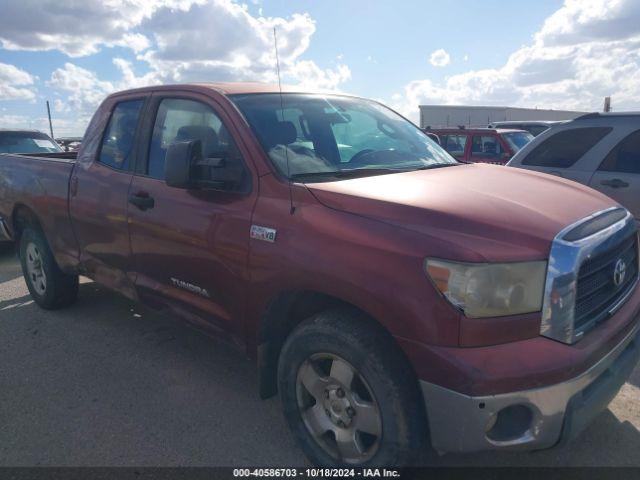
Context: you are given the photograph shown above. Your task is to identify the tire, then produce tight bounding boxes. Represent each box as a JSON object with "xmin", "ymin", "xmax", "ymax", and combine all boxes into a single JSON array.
[
  {"xmin": 278, "ymin": 308, "xmax": 429, "ymax": 467},
  {"xmin": 19, "ymin": 228, "xmax": 78, "ymax": 309}
]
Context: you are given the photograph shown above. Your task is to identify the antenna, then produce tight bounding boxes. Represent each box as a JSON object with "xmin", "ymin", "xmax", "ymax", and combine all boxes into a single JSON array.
[
  {"xmin": 273, "ymin": 27, "xmax": 295, "ymax": 215},
  {"xmin": 46, "ymin": 100, "xmax": 54, "ymax": 139}
]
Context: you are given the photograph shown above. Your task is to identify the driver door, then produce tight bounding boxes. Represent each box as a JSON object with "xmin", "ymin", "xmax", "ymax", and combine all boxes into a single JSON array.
[{"xmin": 126, "ymin": 93, "xmax": 257, "ymax": 340}]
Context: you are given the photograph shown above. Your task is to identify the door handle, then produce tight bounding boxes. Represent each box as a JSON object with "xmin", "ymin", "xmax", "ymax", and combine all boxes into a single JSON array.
[
  {"xmin": 601, "ymin": 178, "xmax": 629, "ymax": 189},
  {"xmin": 128, "ymin": 192, "xmax": 155, "ymax": 211}
]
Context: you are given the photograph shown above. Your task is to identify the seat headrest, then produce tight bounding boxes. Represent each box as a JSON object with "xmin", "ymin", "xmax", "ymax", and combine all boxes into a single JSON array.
[
  {"xmin": 270, "ymin": 121, "xmax": 297, "ymax": 147},
  {"xmin": 177, "ymin": 125, "xmax": 218, "ymax": 142},
  {"xmin": 176, "ymin": 125, "xmax": 219, "ymax": 156}
]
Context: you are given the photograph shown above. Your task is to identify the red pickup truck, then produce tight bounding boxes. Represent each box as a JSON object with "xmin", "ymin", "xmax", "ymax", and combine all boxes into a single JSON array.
[{"xmin": 0, "ymin": 83, "xmax": 639, "ymax": 467}]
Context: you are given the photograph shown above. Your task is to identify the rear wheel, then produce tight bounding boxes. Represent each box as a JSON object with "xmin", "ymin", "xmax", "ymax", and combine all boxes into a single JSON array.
[
  {"xmin": 278, "ymin": 309, "xmax": 429, "ymax": 466},
  {"xmin": 19, "ymin": 228, "xmax": 78, "ymax": 309}
]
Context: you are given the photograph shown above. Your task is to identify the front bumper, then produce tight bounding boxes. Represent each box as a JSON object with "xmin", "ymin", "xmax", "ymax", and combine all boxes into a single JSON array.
[{"xmin": 420, "ymin": 321, "xmax": 640, "ymax": 453}]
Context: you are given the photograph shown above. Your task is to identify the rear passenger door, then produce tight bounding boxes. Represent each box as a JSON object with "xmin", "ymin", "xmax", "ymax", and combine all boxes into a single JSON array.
[
  {"xmin": 126, "ymin": 93, "xmax": 257, "ymax": 340},
  {"xmin": 70, "ymin": 97, "xmax": 145, "ymax": 295},
  {"xmin": 589, "ymin": 129, "xmax": 640, "ymax": 221}
]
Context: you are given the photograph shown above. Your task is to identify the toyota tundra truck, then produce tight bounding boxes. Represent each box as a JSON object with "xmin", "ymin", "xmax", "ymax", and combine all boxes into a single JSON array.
[{"xmin": 0, "ymin": 83, "xmax": 639, "ymax": 467}]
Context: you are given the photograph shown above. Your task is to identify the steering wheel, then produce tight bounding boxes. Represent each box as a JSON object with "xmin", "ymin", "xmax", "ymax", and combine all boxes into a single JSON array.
[{"xmin": 348, "ymin": 149, "xmax": 375, "ymax": 164}]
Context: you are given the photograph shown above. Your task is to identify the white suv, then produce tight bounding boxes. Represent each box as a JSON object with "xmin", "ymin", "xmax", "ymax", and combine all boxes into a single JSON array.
[{"xmin": 507, "ymin": 112, "xmax": 640, "ymax": 222}]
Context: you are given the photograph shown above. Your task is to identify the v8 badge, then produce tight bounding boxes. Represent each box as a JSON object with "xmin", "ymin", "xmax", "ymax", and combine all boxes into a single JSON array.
[{"xmin": 250, "ymin": 225, "xmax": 277, "ymax": 243}]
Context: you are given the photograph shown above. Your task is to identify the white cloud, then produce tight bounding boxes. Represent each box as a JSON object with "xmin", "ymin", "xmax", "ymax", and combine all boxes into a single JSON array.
[
  {"xmin": 47, "ymin": 62, "xmax": 115, "ymax": 113},
  {"xmin": 0, "ymin": 0, "xmax": 349, "ymax": 92},
  {"xmin": 289, "ymin": 61, "xmax": 351, "ymax": 91},
  {"xmin": 0, "ymin": 1, "xmax": 353, "ymax": 136},
  {"xmin": 396, "ymin": 0, "xmax": 640, "ymax": 120},
  {"xmin": 135, "ymin": 1, "xmax": 349, "ymax": 89},
  {"xmin": 8, "ymin": 0, "xmax": 350, "ymax": 132},
  {"xmin": 0, "ymin": 0, "xmax": 167, "ymax": 57},
  {"xmin": 535, "ymin": 0, "xmax": 640, "ymax": 46},
  {"xmin": 0, "ymin": 62, "xmax": 36, "ymax": 100},
  {"xmin": 429, "ymin": 49, "xmax": 451, "ymax": 67}
]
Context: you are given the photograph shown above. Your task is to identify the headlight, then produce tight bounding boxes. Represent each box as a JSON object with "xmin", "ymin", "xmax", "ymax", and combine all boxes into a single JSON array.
[{"xmin": 425, "ymin": 259, "xmax": 547, "ymax": 318}]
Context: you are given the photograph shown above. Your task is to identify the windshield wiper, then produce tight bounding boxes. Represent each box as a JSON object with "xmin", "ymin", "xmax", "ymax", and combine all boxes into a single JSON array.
[
  {"xmin": 290, "ymin": 168, "xmax": 407, "ymax": 182},
  {"xmin": 413, "ymin": 163, "xmax": 460, "ymax": 170}
]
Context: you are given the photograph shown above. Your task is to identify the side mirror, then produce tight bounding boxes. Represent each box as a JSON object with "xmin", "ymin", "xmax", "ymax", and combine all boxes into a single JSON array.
[
  {"xmin": 193, "ymin": 154, "xmax": 246, "ymax": 191},
  {"xmin": 165, "ymin": 140, "xmax": 202, "ymax": 189}
]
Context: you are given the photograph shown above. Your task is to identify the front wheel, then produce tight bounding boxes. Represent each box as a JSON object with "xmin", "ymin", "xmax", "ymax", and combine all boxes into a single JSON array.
[
  {"xmin": 19, "ymin": 228, "xmax": 78, "ymax": 309},
  {"xmin": 278, "ymin": 309, "xmax": 429, "ymax": 467}
]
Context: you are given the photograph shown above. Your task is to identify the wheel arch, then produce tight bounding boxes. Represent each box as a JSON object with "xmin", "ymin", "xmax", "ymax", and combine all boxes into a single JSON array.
[
  {"xmin": 11, "ymin": 203, "xmax": 45, "ymax": 247},
  {"xmin": 256, "ymin": 289, "xmax": 420, "ymax": 401}
]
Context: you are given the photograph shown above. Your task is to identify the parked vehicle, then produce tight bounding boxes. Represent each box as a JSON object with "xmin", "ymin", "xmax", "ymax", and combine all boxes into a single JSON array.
[
  {"xmin": 488, "ymin": 120, "xmax": 566, "ymax": 137},
  {"xmin": 0, "ymin": 129, "xmax": 63, "ymax": 154},
  {"xmin": 0, "ymin": 84, "xmax": 639, "ymax": 467},
  {"xmin": 56, "ymin": 137, "xmax": 83, "ymax": 152},
  {"xmin": 429, "ymin": 127, "xmax": 533, "ymax": 164},
  {"xmin": 507, "ymin": 112, "xmax": 640, "ymax": 223}
]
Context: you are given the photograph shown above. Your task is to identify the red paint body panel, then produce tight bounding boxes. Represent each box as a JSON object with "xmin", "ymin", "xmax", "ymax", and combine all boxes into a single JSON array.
[
  {"xmin": 307, "ymin": 163, "xmax": 616, "ymax": 262},
  {"xmin": 0, "ymin": 155, "xmax": 79, "ymax": 270},
  {"xmin": 399, "ymin": 284, "xmax": 640, "ymax": 395},
  {"xmin": 0, "ymin": 83, "xmax": 636, "ymax": 399}
]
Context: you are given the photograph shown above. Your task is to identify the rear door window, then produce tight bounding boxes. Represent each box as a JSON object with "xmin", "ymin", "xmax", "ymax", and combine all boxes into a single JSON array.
[
  {"xmin": 522, "ymin": 127, "xmax": 612, "ymax": 168},
  {"xmin": 441, "ymin": 134, "xmax": 467, "ymax": 156},
  {"xmin": 471, "ymin": 135, "xmax": 503, "ymax": 159},
  {"xmin": 598, "ymin": 129, "xmax": 640, "ymax": 174},
  {"xmin": 98, "ymin": 100, "xmax": 144, "ymax": 170}
]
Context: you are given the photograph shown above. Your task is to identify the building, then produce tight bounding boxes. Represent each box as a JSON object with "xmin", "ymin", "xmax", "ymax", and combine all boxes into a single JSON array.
[{"xmin": 419, "ymin": 105, "xmax": 587, "ymax": 129}]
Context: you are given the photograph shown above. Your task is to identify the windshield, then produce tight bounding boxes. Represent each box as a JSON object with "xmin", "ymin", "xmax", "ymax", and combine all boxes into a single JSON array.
[
  {"xmin": 231, "ymin": 93, "xmax": 457, "ymax": 181},
  {"xmin": 503, "ymin": 131, "xmax": 534, "ymax": 152},
  {"xmin": 0, "ymin": 131, "xmax": 62, "ymax": 154}
]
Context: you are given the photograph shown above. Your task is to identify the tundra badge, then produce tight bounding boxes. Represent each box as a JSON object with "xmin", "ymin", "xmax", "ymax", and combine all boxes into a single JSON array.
[
  {"xmin": 170, "ymin": 277, "xmax": 211, "ymax": 298},
  {"xmin": 250, "ymin": 225, "xmax": 277, "ymax": 243}
]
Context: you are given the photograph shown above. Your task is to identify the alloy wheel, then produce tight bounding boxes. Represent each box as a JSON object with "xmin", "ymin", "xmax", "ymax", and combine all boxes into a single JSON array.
[
  {"xmin": 25, "ymin": 243, "xmax": 47, "ymax": 295},
  {"xmin": 296, "ymin": 353, "xmax": 382, "ymax": 464}
]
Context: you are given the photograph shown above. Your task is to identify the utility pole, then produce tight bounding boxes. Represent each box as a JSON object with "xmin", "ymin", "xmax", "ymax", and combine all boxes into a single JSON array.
[{"xmin": 46, "ymin": 100, "xmax": 54, "ymax": 139}]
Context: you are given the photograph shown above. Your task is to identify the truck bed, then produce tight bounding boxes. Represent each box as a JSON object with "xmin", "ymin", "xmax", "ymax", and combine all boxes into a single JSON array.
[{"xmin": 0, "ymin": 151, "xmax": 79, "ymax": 270}]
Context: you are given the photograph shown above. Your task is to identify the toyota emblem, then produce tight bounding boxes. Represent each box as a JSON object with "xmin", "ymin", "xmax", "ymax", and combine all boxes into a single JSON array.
[{"xmin": 613, "ymin": 258, "xmax": 627, "ymax": 287}]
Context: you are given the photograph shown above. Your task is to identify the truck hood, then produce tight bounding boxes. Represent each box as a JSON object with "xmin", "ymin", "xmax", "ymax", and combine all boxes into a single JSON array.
[{"xmin": 305, "ymin": 164, "xmax": 618, "ymax": 262}]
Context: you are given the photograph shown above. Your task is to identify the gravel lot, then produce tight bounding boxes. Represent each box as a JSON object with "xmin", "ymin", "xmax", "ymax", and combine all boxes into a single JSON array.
[{"xmin": 0, "ymin": 243, "xmax": 639, "ymax": 467}]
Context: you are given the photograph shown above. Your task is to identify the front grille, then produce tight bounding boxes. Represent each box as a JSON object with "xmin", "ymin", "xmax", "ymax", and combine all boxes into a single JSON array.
[{"xmin": 575, "ymin": 233, "xmax": 638, "ymax": 333}]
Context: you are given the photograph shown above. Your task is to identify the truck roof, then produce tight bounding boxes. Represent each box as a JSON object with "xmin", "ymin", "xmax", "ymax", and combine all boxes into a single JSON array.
[{"xmin": 107, "ymin": 82, "xmax": 326, "ymax": 99}]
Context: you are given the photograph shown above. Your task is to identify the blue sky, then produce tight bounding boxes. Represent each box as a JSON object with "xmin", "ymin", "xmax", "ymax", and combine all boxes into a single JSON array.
[{"xmin": 0, "ymin": 0, "xmax": 638, "ymax": 136}]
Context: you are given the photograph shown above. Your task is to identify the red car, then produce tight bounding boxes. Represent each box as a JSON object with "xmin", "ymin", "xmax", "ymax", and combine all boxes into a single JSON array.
[
  {"xmin": 430, "ymin": 127, "xmax": 533, "ymax": 164},
  {"xmin": 0, "ymin": 84, "xmax": 638, "ymax": 466}
]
